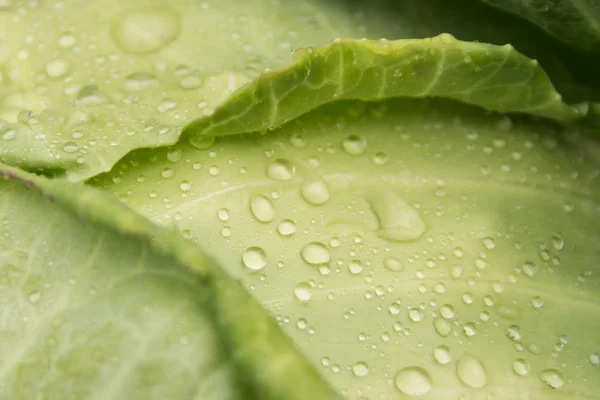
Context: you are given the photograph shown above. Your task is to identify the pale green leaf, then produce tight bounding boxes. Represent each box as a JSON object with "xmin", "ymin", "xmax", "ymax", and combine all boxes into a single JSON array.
[
  {"xmin": 0, "ymin": 164, "xmax": 340, "ymax": 400},
  {"xmin": 93, "ymin": 97, "xmax": 600, "ymax": 399}
]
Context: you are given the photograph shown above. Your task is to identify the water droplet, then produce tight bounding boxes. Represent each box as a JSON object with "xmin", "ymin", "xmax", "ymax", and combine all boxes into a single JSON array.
[
  {"xmin": 2, "ymin": 129, "xmax": 16, "ymax": 141},
  {"xmin": 348, "ymin": 260, "xmax": 363, "ymax": 275},
  {"xmin": 45, "ymin": 59, "xmax": 70, "ymax": 78},
  {"xmin": 434, "ymin": 345, "xmax": 452, "ymax": 365},
  {"xmin": 352, "ymin": 362, "xmax": 369, "ymax": 377},
  {"xmin": 277, "ymin": 220, "xmax": 296, "ymax": 236},
  {"xmin": 28, "ymin": 291, "xmax": 41, "ymax": 304},
  {"xmin": 158, "ymin": 98, "xmax": 177, "ymax": 112},
  {"xmin": 179, "ymin": 72, "xmax": 203, "ymax": 89},
  {"xmin": 433, "ymin": 317, "xmax": 451, "ymax": 337},
  {"xmin": 440, "ymin": 304, "xmax": 455, "ymax": 319},
  {"xmin": 482, "ymin": 237, "xmax": 496, "ymax": 249},
  {"xmin": 249, "ymin": 194, "xmax": 274, "ymax": 223},
  {"xmin": 384, "ymin": 257, "xmax": 404, "ymax": 272},
  {"xmin": 522, "ymin": 262, "xmax": 537, "ymax": 277},
  {"xmin": 290, "ymin": 133, "xmax": 305, "ymax": 148},
  {"xmin": 456, "ymin": 354, "xmax": 487, "ymax": 388},
  {"xmin": 507, "ymin": 325, "xmax": 521, "ymax": 341},
  {"xmin": 62, "ymin": 141, "xmax": 79, "ymax": 153},
  {"xmin": 180, "ymin": 181, "xmax": 192, "ymax": 192},
  {"xmin": 189, "ymin": 135, "xmax": 216, "ymax": 150},
  {"xmin": 242, "ymin": 247, "xmax": 267, "ymax": 271},
  {"xmin": 217, "ymin": 208, "xmax": 230, "ymax": 221},
  {"xmin": 343, "ymin": 134, "xmax": 367, "ymax": 155},
  {"xmin": 539, "ymin": 369, "xmax": 564, "ymax": 389},
  {"xmin": 266, "ymin": 158, "xmax": 295, "ymax": 180},
  {"xmin": 300, "ymin": 177, "xmax": 330, "ymax": 205},
  {"xmin": 77, "ymin": 85, "xmax": 108, "ymax": 105},
  {"xmin": 111, "ymin": 6, "xmax": 181, "ymax": 53},
  {"xmin": 394, "ymin": 367, "xmax": 432, "ymax": 396},
  {"xmin": 167, "ymin": 149, "xmax": 183, "ymax": 163},
  {"xmin": 551, "ymin": 235, "xmax": 564, "ymax": 250},
  {"xmin": 58, "ymin": 32, "xmax": 76, "ymax": 48},
  {"xmin": 301, "ymin": 242, "xmax": 330, "ymax": 265},
  {"xmin": 373, "ymin": 151, "xmax": 389, "ymax": 165},
  {"xmin": 589, "ymin": 352, "xmax": 600, "ymax": 365},
  {"xmin": 367, "ymin": 192, "xmax": 425, "ymax": 242},
  {"xmin": 294, "ymin": 282, "xmax": 312, "ymax": 302},
  {"xmin": 123, "ymin": 72, "xmax": 159, "ymax": 91},
  {"xmin": 531, "ymin": 296, "xmax": 544, "ymax": 309},
  {"xmin": 513, "ymin": 359, "xmax": 530, "ymax": 376},
  {"xmin": 408, "ymin": 308, "xmax": 423, "ymax": 322}
]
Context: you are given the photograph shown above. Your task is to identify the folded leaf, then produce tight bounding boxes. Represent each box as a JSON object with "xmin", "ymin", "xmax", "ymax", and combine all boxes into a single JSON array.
[
  {"xmin": 93, "ymin": 97, "xmax": 600, "ymax": 399},
  {"xmin": 478, "ymin": 0, "xmax": 600, "ymax": 53},
  {"xmin": 0, "ymin": 164, "xmax": 340, "ymax": 399}
]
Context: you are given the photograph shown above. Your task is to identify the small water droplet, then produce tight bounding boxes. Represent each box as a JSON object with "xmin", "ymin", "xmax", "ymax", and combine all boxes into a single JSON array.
[
  {"xmin": 46, "ymin": 59, "xmax": 70, "ymax": 78},
  {"xmin": 294, "ymin": 282, "xmax": 312, "ymax": 302},
  {"xmin": 123, "ymin": 72, "xmax": 159, "ymax": 91},
  {"xmin": 373, "ymin": 151, "xmax": 388, "ymax": 165},
  {"xmin": 62, "ymin": 141, "xmax": 79, "ymax": 153},
  {"xmin": 242, "ymin": 247, "xmax": 267, "ymax": 271},
  {"xmin": 300, "ymin": 177, "xmax": 330, "ymax": 205},
  {"xmin": 384, "ymin": 257, "xmax": 404, "ymax": 272},
  {"xmin": 77, "ymin": 85, "xmax": 108, "ymax": 105},
  {"xmin": 290, "ymin": 133, "xmax": 305, "ymax": 148},
  {"xmin": 249, "ymin": 194, "xmax": 274, "ymax": 223},
  {"xmin": 343, "ymin": 135, "xmax": 367, "ymax": 155},
  {"xmin": 522, "ymin": 262, "xmax": 537, "ymax": 277},
  {"xmin": 589, "ymin": 352, "xmax": 600, "ymax": 365},
  {"xmin": 434, "ymin": 345, "xmax": 452, "ymax": 365},
  {"xmin": 456, "ymin": 354, "xmax": 487, "ymax": 388},
  {"xmin": 507, "ymin": 325, "xmax": 521, "ymax": 341},
  {"xmin": 394, "ymin": 366, "xmax": 432, "ymax": 396},
  {"xmin": 482, "ymin": 237, "xmax": 496, "ymax": 249},
  {"xmin": 189, "ymin": 135, "xmax": 216, "ymax": 150},
  {"xmin": 301, "ymin": 242, "xmax": 330, "ymax": 265},
  {"xmin": 111, "ymin": 6, "xmax": 181, "ymax": 53},
  {"xmin": 408, "ymin": 308, "xmax": 423, "ymax": 322},
  {"xmin": 180, "ymin": 181, "xmax": 191, "ymax": 192},
  {"xmin": 217, "ymin": 208, "xmax": 230, "ymax": 221},
  {"xmin": 28, "ymin": 291, "xmax": 41, "ymax": 304},
  {"xmin": 513, "ymin": 359, "xmax": 530, "ymax": 376},
  {"xmin": 348, "ymin": 260, "xmax": 363, "ymax": 275},
  {"xmin": 179, "ymin": 72, "xmax": 203, "ymax": 89},
  {"xmin": 433, "ymin": 317, "xmax": 451, "ymax": 337},
  {"xmin": 352, "ymin": 362, "xmax": 369, "ymax": 377},
  {"xmin": 531, "ymin": 296, "xmax": 544, "ymax": 309},
  {"xmin": 58, "ymin": 32, "xmax": 76, "ymax": 48},
  {"xmin": 266, "ymin": 158, "xmax": 295, "ymax": 180},
  {"xmin": 539, "ymin": 369, "xmax": 564, "ymax": 389},
  {"xmin": 277, "ymin": 219, "xmax": 296, "ymax": 236}
]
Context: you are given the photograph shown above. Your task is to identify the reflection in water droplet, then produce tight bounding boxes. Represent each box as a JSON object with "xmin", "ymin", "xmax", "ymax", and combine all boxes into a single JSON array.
[
  {"xmin": 343, "ymin": 134, "xmax": 367, "ymax": 155},
  {"xmin": 111, "ymin": 6, "xmax": 181, "ymax": 53},
  {"xmin": 300, "ymin": 177, "xmax": 330, "ymax": 205},
  {"xmin": 294, "ymin": 282, "xmax": 312, "ymax": 302},
  {"xmin": 513, "ymin": 359, "xmax": 530, "ymax": 376},
  {"xmin": 384, "ymin": 257, "xmax": 404, "ymax": 272},
  {"xmin": 539, "ymin": 369, "xmax": 564, "ymax": 389},
  {"xmin": 456, "ymin": 353, "xmax": 487, "ymax": 388},
  {"xmin": 266, "ymin": 158, "xmax": 295, "ymax": 180},
  {"xmin": 301, "ymin": 242, "xmax": 330, "ymax": 265},
  {"xmin": 434, "ymin": 345, "xmax": 452, "ymax": 365},
  {"xmin": 352, "ymin": 362, "xmax": 369, "ymax": 377},
  {"xmin": 248, "ymin": 194, "xmax": 274, "ymax": 223},
  {"xmin": 277, "ymin": 220, "xmax": 296, "ymax": 236},
  {"xmin": 367, "ymin": 192, "xmax": 425, "ymax": 241},
  {"xmin": 394, "ymin": 366, "xmax": 432, "ymax": 396},
  {"xmin": 242, "ymin": 247, "xmax": 267, "ymax": 271}
]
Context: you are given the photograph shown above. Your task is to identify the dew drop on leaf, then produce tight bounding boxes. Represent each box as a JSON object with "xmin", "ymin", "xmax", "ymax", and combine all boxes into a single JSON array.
[
  {"xmin": 301, "ymin": 242, "xmax": 330, "ymax": 265},
  {"xmin": 589, "ymin": 353, "xmax": 600, "ymax": 365},
  {"xmin": 342, "ymin": 134, "xmax": 367, "ymax": 155},
  {"xmin": 62, "ymin": 141, "xmax": 79, "ymax": 153},
  {"xmin": 277, "ymin": 219, "xmax": 296, "ymax": 236},
  {"xmin": 241, "ymin": 246, "xmax": 267, "ymax": 271},
  {"xmin": 266, "ymin": 158, "xmax": 295, "ymax": 180},
  {"xmin": 300, "ymin": 177, "xmax": 330, "ymax": 205},
  {"xmin": 76, "ymin": 85, "xmax": 108, "ymax": 106},
  {"xmin": 189, "ymin": 135, "xmax": 216, "ymax": 150},
  {"xmin": 348, "ymin": 260, "xmax": 363, "ymax": 275},
  {"xmin": 513, "ymin": 359, "xmax": 530, "ymax": 376},
  {"xmin": 456, "ymin": 353, "xmax": 487, "ymax": 388},
  {"xmin": 394, "ymin": 366, "xmax": 432, "ymax": 396},
  {"xmin": 45, "ymin": 59, "xmax": 70, "ymax": 78},
  {"xmin": 434, "ymin": 345, "xmax": 452, "ymax": 365},
  {"xmin": 58, "ymin": 32, "xmax": 76, "ymax": 47},
  {"xmin": 294, "ymin": 282, "xmax": 312, "ymax": 302},
  {"xmin": 352, "ymin": 361, "xmax": 369, "ymax": 377},
  {"xmin": 249, "ymin": 194, "xmax": 274, "ymax": 223},
  {"xmin": 367, "ymin": 191, "xmax": 425, "ymax": 241},
  {"xmin": 111, "ymin": 6, "xmax": 181, "ymax": 53},
  {"xmin": 433, "ymin": 317, "xmax": 451, "ymax": 337},
  {"xmin": 384, "ymin": 257, "xmax": 404, "ymax": 272},
  {"xmin": 539, "ymin": 369, "xmax": 564, "ymax": 389}
]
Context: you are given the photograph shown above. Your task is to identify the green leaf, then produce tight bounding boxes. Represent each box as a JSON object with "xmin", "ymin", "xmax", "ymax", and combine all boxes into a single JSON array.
[
  {"xmin": 185, "ymin": 35, "xmax": 585, "ymax": 144},
  {"xmin": 478, "ymin": 0, "xmax": 600, "ymax": 53},
  {"xmin": 93, "ymin": 97, "xmax": 600, "ymax": 398},
  {"xmin": 0, "ymin": 164, "xmax": 340, "ymax": 399}
]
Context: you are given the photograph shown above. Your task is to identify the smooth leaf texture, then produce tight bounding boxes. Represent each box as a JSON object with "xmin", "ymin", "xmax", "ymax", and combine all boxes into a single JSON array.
[
  {"xmin": 479, "ymin": 0, "xmax": 600, "ymax": 53},
  {"xmin": 94, "ymin": 97, "xmax": 600, "ymax": 399},
  {"xmin": 0, "ymin": 164, "xmax": 340, "ymax": 399},
  {"xmin": 0, "ymin": 0, "xmax": 596, "ymax": 181}
]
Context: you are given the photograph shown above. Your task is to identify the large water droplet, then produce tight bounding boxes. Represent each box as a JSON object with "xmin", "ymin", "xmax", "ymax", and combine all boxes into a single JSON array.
[
  {"xmin": 367, "ymin": 192, "xmax": 425, "ymax": 241},
  {"xmin": 456, "ymin": 353, "xmax": 487, "ymax": 388},
  {"xmin": 434, "ymin": 345, "xmax": 452, "ymax": 364},
  {"xmin": 433, "ymin": 317, "xmax": 451, "ymax": 337},
  {"xmin": 266, "ymin": 158, "xmax": 295, "ymax": 180},
  {"xmin": 277, "ymin": 220, "xmax": 296, "ymax": 236},
  {"xmin": 343, "ymin": 134, "xmax": 367, "ymax": 155},
  {"xmin": 242, "ymin": 247, "xmax": 267, "ymax": 271},
  {"xmin": 539, "ymin": 369, "xmax": 564, "ymax": 389},
  {"xmin": 394, "ymin": 367, "xmax": 432, "ymax": 396},
  {"xmin": 513, "ymin": 359, "xmax": 530, "ymax": 376},
  {"xmin": 112, "ymin": 6, "xmax": 181, "ymax": 53},
  {"xmin": 300, "ymin": 177, "xmax": 330, "ymax": 205},
  {"xmin": 301, "ymin": 242, "xmax": 330, "ymax": 265},
  {"xmin": 249, "ymin": 194, "xmax": 274, "ymax": 223}
]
